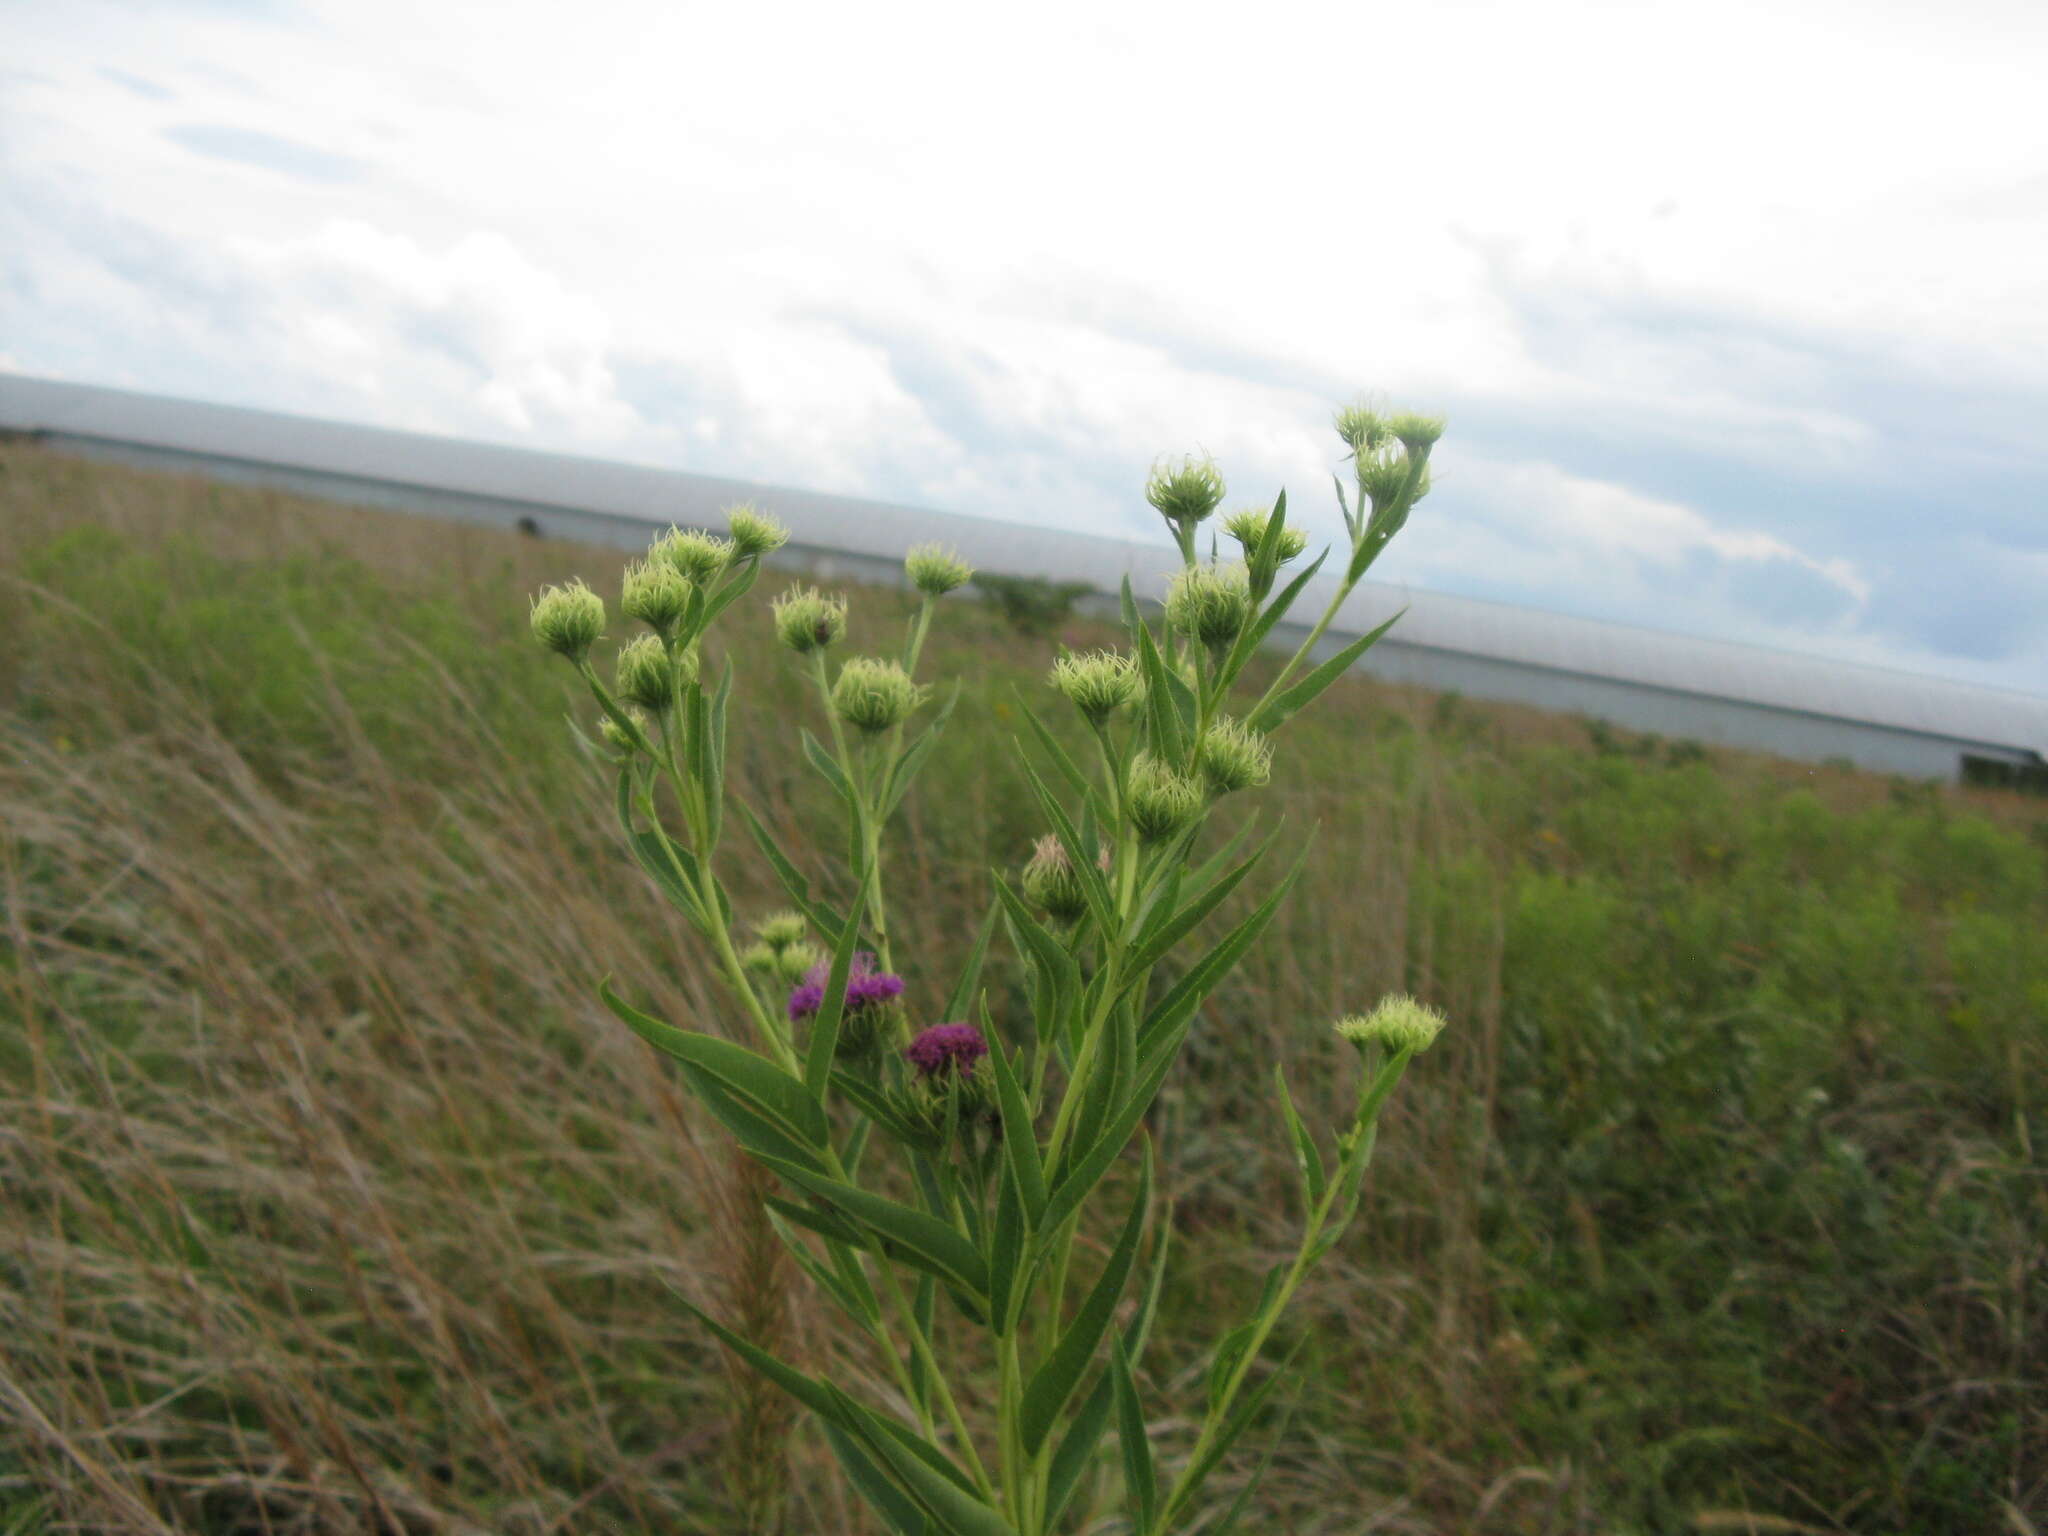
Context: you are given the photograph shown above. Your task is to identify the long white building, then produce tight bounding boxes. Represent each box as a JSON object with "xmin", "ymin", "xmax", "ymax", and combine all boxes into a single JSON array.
[{"xmin": 4, "ymin": 371, "xmax": 2043, "ymax": 784}]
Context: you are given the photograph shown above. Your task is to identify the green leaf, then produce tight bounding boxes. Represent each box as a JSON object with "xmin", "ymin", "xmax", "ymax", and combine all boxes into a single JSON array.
[
  {"xmin": 831, "ymin": 1068, "xmax": 932, "ymax": 1148},
  {"xmin": 737, "ymin": 798, "xmax": 847, "ymax": 943},
  {"xmin": 986, "ymin": 1034, "xmax": 1047, "ymax": 1226},
  {"xmin": 820, "ymin": 1423, "xmax": 930, "ymax": 1536},
  {"xmin": 755, "ymin": 1154, "xmax": 990, "ymax": 1300},
  {"xmin": 1132, "ymin": 621, "xmax": 1187, "ymax": 765},
  {"xmin": 1216, "ymin": 546, "xmax": 1330, "ymax": 694},
  {"xmin": 1015, "ymin": 694, "xmax": 1109, "ymax": 823},
  {"xmin": 1042, "ymin": 1043, "xmax": 1178, "ymax": 1237},
  {"xmin": 805, "ymin": 866, "xmax": 875, "ymax": 1097},
  {"xmin": 1019, "ymin": 1139, "xmax": 1152, "ymax": 1454},
  {"xmin": 1248, "ymin": 609, "xmax": 1403, "ymax": 734},
  {"xmin": 626, "ymin": 826, "xmax": 707, "ymax": 927},
  {"xmin": 1119, "ymin": 573, "xmax": 1142, "ymax": 639},
  {"xmin": 1162, "ymin": 1339, "xmax": 1307, "ymax": 1529},
  {"xmin": 1110, "ymin": 1333, "xmax": 1156, "ymax": 1532},
  {"xmin": 1273, "ymin": 1064, "xmax": 1327, "ymax": 1210},
  {"xmin": 1016, "ymin": 756, "xmax": 1118, "ymax": 935},
  {"xmin": 1207, "ymin": 1393, "xmax": 1303, "ymax": 1536},
  {"xmin": 941, "ymin": 899, "xmax": 1001, "ymax": 1024},
  {"xmin": 992, "ymin": 874, "xmax": 1079, "ymax": 1040},
  {"xmin": 843, "ymin": 1397, "xmax": 1018, "ymax": 1536},
  {"xmin": 803, "ymin": 727, "xmax": 859, "ymax": 810},
  {"xmin": 1126, "ymin": 829, "xmax": 1277, "ymax": 975},
  {"xmin": 705, "ymin": 663, "xmax": 733, "ymax": 848},
  {"xmin": 1138, "ymin": 844, "xmax": 1309, "ymax": 1059},
  {"xmin": 1206, "ymin": 1263, "xmax": 1285, "ymax": 1412},
  {"xmin": 762, "ymin": 1203, "xmax": 881, "ymax": 1325},
  {"xmin": 597, "ymin": 981, "xmax": 826, "ymax": 1149},
  {"xmin": 986, "ymin": 1170, "xmax": 1026, "ymax": 1338}
]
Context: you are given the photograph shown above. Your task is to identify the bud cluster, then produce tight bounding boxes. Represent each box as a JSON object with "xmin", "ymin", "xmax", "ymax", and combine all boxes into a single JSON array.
[
  {"xmin": 1335, "ymin": 994, "xmax": 1447, "ymax": 1056},
  {"xmin": 652, "ymin": 526, "xmax": 734, "ymax": 585},
  {"xmin": 1050, "ymin": 650, "xmax": 1142, "ymax": 724}
]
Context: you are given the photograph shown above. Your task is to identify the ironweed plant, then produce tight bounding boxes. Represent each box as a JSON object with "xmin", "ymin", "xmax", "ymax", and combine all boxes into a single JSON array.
[{"xmin": 528, "ymin": 401, "xmax": 1452, "ymax": 1533}]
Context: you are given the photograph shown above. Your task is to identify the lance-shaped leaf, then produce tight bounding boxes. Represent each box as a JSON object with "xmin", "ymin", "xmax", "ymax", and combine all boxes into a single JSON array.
[
  {"xmin": 1159, "ymin": 1339, "xmax": 1307, "ymax": 1531},
  {"xmin": 881, "ymin": 683, "xmax": 960, "ymax": 819},
  {"xmin": 803, "ymin": 727, "xmax": 859, "ymax": 811},
  {"xmin": 1132, "ymin": 620, "xmax": 1188, "ymax": 765},
  {"xmin": 1018, "ymin": 1139, "xmax": 1152, "ymax": 1454},
  {"xmin": 704, "ymin": 663, "xmax": 733, "ymax": 848},
  {"xmin": 1214, "ymin": 546, "xmax": 1331, "ymax": 695},
  {"xmin": 1110, "ymin": 1332, "xmax": 1156, "ymax": 1533},
  {"xmin": 1125, "ymin": 828, "xmax": 1278, "ymax": 976},
  {"xmin": 762, "ymin": 1203, "xmax": 882, "ymax": 1327},
  {"xmin": 753, "ymin": 1154, "xmax": 991, "ymax": 1301},
  {"xmin": 1138, "ymin": 845, "xmax": 1309, "ymax": 1059},
  {"xmin": 821, "ymin": 1423, "xmax": 929, "ymax": 1536},
  {"xmin": 1016, "ymin": 755, "xmax": 1118, "ymax": 935},
  {"xmin": 1273, "ymin": 1064, "xmax": 1328, "ymax": 1209},
  {"xmin": 1014, "ymin": 693, "xmax": 1110, "ymax": 824},
  {"xmin": 1248, "ymin": 608, "xmax": 1404, "ymax": 736},
  {"xmin": 598, "ymin": 980, "xmax": 826, "ymax": 1150},
  {"xmin": 829, "ymin": 1385, "xmax": 1017, "ymax": 1536},
  {"xmin": 940, "ymin": 900, "xmax": 1000, "ymax": 1024},
  {"xmin": 805, "ymin": 866, "xmax": 875, "ymax": 1096},
  {"xmin": 1042, "ymin": 1035, "xmax": 1180, "ymax": 1237},
  {"xmin": 738, "ymin": 798, "xmax": 848, "ymax": 944},
  {"xmin": 986, "ymin": 1032, "xmax": 1046, "ymax": 1226}
]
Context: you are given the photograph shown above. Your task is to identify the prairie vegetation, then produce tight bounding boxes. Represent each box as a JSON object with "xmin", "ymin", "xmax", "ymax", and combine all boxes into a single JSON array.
[{"xmin": 2, "ymin": 445, "xmax": 2043, "ymax": 1533}]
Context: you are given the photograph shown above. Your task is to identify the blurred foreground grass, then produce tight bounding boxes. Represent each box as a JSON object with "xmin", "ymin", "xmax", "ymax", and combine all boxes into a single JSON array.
[{"xmin": 1, "ymin": 445, "xmax": 2043, "ymax": 1534}]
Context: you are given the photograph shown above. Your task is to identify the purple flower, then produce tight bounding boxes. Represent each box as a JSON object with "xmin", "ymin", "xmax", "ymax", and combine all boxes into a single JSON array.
[
  {"xmin": 904, "ymin": 1023, "xmax": 989, "ymax": 1081},
  {"xmin": 787, "ymin": 951, "xmax": 905, "ymax": 1021}
]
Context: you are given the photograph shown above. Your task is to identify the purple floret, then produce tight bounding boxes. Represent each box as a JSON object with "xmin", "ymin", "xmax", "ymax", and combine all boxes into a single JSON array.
[
  {"xmin": 787, "ymin": 951, "xmax": 904, "ymax": 1021},
  {"xmin": 904, "ymin": 1022, "xmax": 989, "ymax": 1080}
]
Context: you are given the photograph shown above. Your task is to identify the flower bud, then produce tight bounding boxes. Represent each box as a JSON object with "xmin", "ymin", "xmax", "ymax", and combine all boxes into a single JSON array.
[
  {"xmin": 1049, "ymin": 649, "xmax": 1141, "ymax": 724},
  {"xmin": 741, "ymin": 941, "xmax": 782, "ymax": 975},
  {"xmin": 621, "ymin": 558, "xmax": 690, "ymax": 635},
  {"xmin": 906, "ymin": 543, "xmax": 973, "ymax": 596},
  {"xmin": 651, "ymin": 526, "xmax": 734, "ymax": 585},
  {"xmin": 1335, "ymin": 994, "xmax": 1447, "ymax": 1056},
  {"xmin": 1021, "ymin": 834, "xmax": 1089, "ymax": 923},
  {"xmin": 1221, "ymin": 507, "xmax": 1307, "ymax": 564},
  {"xmin": 1125, "ymin": 752, "xmax": 1204, "ymax": 843},
  {"xmin": 1333, "ymin": 396, "xmax": 1390, "ymax": 455},
  {"xmin": 1359, "ymin": 450, "xmax": 1428, "ymax": 516},
  {"xmin": 1145, "ymin": 454, "xmax": 1226, "ymax": 528},
  {"xmin": 755, "ymin": 910, "xmax": 809, "ymax": 952},
  {"xmin": 831, "ymin": 656, "xmax": 926, "ymax": 735},
  {"xmin": 726, "ymin": 502, "xmax": 790, "ymax": 558},
  {"xmin": 1164, "ymin": 562, "xmax": 1252, "ymax": 649},
  {"xmin": 1386, "ymin": 412, "xmax": 1445, "ymax": 456},
  {"xmin": 598, "ymin": 708, "xmax": 647, "ymax": 756},
  {"xmin": 615, "ymin": 634, "xmax": 678, "ymax": 713},
  {"xmin": 777, "ymin": 942, "xmax": 824, "ymax": 983},
  {"xmin": 529, "ymin": 579, "xmax": 606, "ymax": 661},
  {"xmin": 771, "ymin": 585, "xmax": 848, "ymax": 653},
  {"xmin": 1196, "ymin": 716, "xmax": 1273, "ymax": 795}
]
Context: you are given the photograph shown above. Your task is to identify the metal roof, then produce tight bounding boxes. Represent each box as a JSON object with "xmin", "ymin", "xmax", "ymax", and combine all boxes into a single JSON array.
[{"xmin": 5, "ymin": 370, "xmax": 2044, "ymax": 760}]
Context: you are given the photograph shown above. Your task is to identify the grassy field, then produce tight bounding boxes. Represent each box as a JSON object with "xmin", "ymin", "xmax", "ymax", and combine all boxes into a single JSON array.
[{"xmin": 2, "ymin": 444, "xmax": 2043, "ymax": 1535}]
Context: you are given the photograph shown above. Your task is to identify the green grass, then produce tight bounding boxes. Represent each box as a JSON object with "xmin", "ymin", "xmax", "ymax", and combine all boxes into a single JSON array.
[{"xmin": 1, "ymin": 444, "xmax": 2042, "ymax": 1534}]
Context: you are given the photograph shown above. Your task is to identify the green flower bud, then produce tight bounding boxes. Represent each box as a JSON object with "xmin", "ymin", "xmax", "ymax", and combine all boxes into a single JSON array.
[
  {"xmin": 1021, "ymin": 834, "xmax": 1089, "ymax": 923},
  {"xmin": 598, "ymin": 708, "xmax": 647, "ymax": 756},
  {"xmin": 906, "ymin": 542, "xmax": 974, "ymax": 596},
  {"xmin": 1145, "ymin": 453, "xmax": 1226, "ymax": 528},
  {"xmin": 726, "ymin": 502, "xmax": 790, "ymax": 558},
  {"xmin": 1333, "ymin": 396, "xmax": 1391, "ymax": 455},
  {"xmin": 1164, "ymin": 562, "xmax": 1252, "ymax": 649},
  {"xmin": 832, "ymin": 656, "xmax": 926, "ymax": 735},
  {"xmin": 1196, "ymin": 716, "xmax": 1273, "ymax": 795},
  {"xmin": 615, "ymin": 634, "xmax": 679, "ymax": 713},
  {"xmin": 1359, "ymin": 450, "xmax": 1430, "ymax": 516},
  {"xmin": 651, "ymin": 526, "xmax": 734, "ymax": 585},
  {"xmin": 1125, "ymin": 752, "xmax": 1204, "ymax": 843},
  {"xmin": 778, "ymin": 942, "xmax": 825, "ymax": 983},
  {"xmin": 529, "ymin": 579, "xmax": 606, "ymax": 661},
  {"xmin": 1335, "ymin": 994, "xmax": 1447, "ymax": 1056},
  {"xmin": 755, "ymin": 910, "xmax": 809, "ymax": 952},
  {"xmin": 741, "ymin": 941, "xmax": 782, "ymax": 975},
  {"xmin": 1386, "ymin": 412, "xmax": 1445, "ymax": 456},
  {"xmin": 621, "ymin": 558, "xmax": 690, "ymax": 635},
  {"xmin": 1221, "ymin": 507, "xmax": 1308, "ymax": 564},
  {"xmin": 771, "ymin": 585, "xmax": 848, "ymax": 653},
  {"xmin": 1049, "ymin": 649, "xmax": 1141, "ymax": 724},
  {"xmin": 833, "ymin": 998, "xmax": 906, "ymax": 1063}
]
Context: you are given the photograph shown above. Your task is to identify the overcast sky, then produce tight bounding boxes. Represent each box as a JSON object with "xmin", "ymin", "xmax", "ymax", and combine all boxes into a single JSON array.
[{"xmin": 4, "ymin": 0, "xmax": 2045, "ymax": 694}]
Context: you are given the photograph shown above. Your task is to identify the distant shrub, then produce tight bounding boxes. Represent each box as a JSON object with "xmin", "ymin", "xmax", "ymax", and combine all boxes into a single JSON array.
[{"xmin": 969, "ymin": 571, "xmax": 1094, "ymax": 636}]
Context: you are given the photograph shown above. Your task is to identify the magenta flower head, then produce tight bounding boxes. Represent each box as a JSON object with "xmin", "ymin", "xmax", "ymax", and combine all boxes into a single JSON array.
[
  {"xmin": 904, "ymin": 1022, "xmax": 990, "ymax": 1082},
  {"xmin": 787, "ymin": 951, "xmax": 905, "ymax": 1022}
]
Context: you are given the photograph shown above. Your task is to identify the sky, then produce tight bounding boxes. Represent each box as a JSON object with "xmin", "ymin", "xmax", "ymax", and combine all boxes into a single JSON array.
[{"xmin": 3, "ymin": 0, "xmax": 2045, "ymax": 695}]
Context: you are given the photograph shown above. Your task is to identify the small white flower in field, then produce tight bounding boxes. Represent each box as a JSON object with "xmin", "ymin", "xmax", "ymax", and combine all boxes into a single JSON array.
[
  {"xmin": 1196, "ymin": 716, "xmax": 1272, "ymax": 795},
  {"xmin": 741, "ymin": 941, "xmax": 782, "ymax": 975},
  {"xmin": 772, "ymin": 585, "xmax": 848, "ymax": 653},
  {"xmin": 755, "ymin": 910, "xmax": 809, "ymax": 953},
  {"xmin": 1335, "ymin": 994, "xmax": 1447, "ymax": 1056},
  {"xmin": 621, "ymin": 558, "xmax": 690, "ymax": 635},
  {"xmin": 906, "ymin": 543, "xmax": 974, "ymax": 596},
  {"xmin": 652, "ymin": 526, "xmax": 734, "ymax": 584},
  {"xmin": 1333, "ymin": 396, "xmax": 1391, "ymax": 455},
  {"xmin": 1165, "ymin": 562, "xmax": 1252, "ymax": 649},
  {"xmin": 616, "ymin": 634, "xmax": 680, "ymax": 712},
  {"xmin": 1050, "ymin": 650, "xmax": 1141, "ymax": 723},
  {"xmin": 832, "ymin": 656, "xmax": 927, "ymax": 735},
  {"xmin": 726, "ymin": 502, "xmax": 790, "ymax": 558},
  {"xmin": 1386, "ymin": 412, "xmax": 1445, "ymax": 456},
  {"xmin": 530, "ymin": 579, "xmax": 606, "ymax": 661},
  {"xmin": 1125, "ymin": 752, "xmax": 1205, "ymax": 842},
  {"xmin": 1221, "ymin": 508, "xmax": 1308, "ymax": 564},
  {"xmin": 1145, "ymin": 454, "xmax": 1226, "ymax": 528},
  {"xmin": 1021, "ymin": 834, "xmax": 1089, "ymax": 923}
]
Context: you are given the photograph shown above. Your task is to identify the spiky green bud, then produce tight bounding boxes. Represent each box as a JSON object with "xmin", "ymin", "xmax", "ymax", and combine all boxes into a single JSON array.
[
  {"xmin": 1164, "ymin": 562, "xmax": 1252, "ymax": 649},
  {"xmin": 1145, "ymin": 454, "xmax": 1226, "ymax": 528},
  {"xmin": 771, "ymin": 585, "xmax": 848, "ymax": 653},
  {"xmin": 1359, "ymin": 450, "xmax": 1430, "ymax": 516},
  {"xmin": 726, "ymin": 502, "xmax": 789, "ymax": 558},
  {"xmin": 1333, "ymin": 396, "xmax": 1391, "ymax": 455},
  {"xmin": 832, "ymin": 656, "xmax": 926, "ymax": 735},
  {"xmin": 651, "ymin": 526, "xmax": 734, "ymax": 585},
  {"xmin": 1049, "ymin": 649, "xmax": 1141, "ymax": 724},
  {"xmin": 778, "ymin": 942, "xmax": 825, "ymax": 983},
  {"xmin": 615, "ymin": 634, "xmax": 678, "ymax": 713},
  {"xmin": 1335, "ymin": 994, "xmax": 1447, "ymax": 1056},
  {"xmin": 1386, "ymin": 412, "xmax": 1445, "ymax": 456},
  {"xmin": 906, "ymin": 543, "xmax": 974, "ymax": 597},
  {"xmin": 1196, "ymin": 716, "xmax": 1273, "ymax": 795},
  {"xmin": 1021, "ymin": 834, "xmax": 1089, "ymax": 923},
  {"xmin": 756, "ymin": 910, "xmax": 809, "ymax": 952},
  {"xmin": 621, "ymin": 558, "xmax": 690, "ymax": 635},
  {"xmin": 1221, "ymin": 508, "xmax": 1308, "ymax": 564},
  {"xmin": 529, "ymin": 579, "xmax": 606, "ymax": 661},
  {"xmin": 741, "ymin": 941, "xmax": 782, "ymax": 975},
  {"xmin": 598, "ymin": 708, "xmax": 647, "ymax": 756},
  {"xmin": 1126, "ymin": 752, "xmax": 1204, "ymax": 843}
]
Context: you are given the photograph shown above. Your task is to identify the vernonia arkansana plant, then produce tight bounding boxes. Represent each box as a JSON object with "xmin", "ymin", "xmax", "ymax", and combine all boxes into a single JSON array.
[{"xmin": 529, "ymin": 401, "xmax": 1452, "ymax": 1533}]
